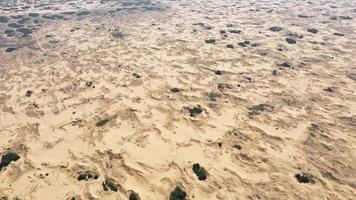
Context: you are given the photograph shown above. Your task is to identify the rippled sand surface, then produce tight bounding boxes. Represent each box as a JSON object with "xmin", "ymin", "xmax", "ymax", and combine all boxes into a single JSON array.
[{"xmin": 0, "ymin": 0, "xmax": 356, "ymax": 199}]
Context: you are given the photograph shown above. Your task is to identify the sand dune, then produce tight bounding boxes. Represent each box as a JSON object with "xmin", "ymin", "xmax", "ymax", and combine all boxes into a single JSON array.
[{"xmin": 0, "ymin": 0, "xmax": 355, "ymax": 199}]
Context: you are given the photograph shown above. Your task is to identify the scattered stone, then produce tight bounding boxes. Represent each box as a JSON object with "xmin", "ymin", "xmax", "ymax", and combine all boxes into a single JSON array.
[
  {"xmin": 238, "ymin": 40, "xmax": 250, "ymax": 47},
  {"xmin": 170, "ymin": 88, "xmax": 180, "ymax": 93},
  {"xmin": 102, "ymin": 179, "xmax": 118, "ymax": 192},
  {"xmin": 298, "ymin": 15, "xmax": 311, "ymax": 18},
  {"xmin": 232, "ymin": 144, "xmax": 242, "ymax": 150},
  {"xmin": 129, "ymin": 191, "xmax": 140, "ymax": 200},
  {"xmin": 339, "ymin": 16, "xmax": 352, "ymax": 20},
  {"xmin": 0, "ymin": 16, "xmax": 9, "ymax": 23},
  {"xmin": 25, "ymin": 90, "xmax": 33, "ymax": 97},
  {"xmin": 4, "ymin": 29, "xmax": 15, "ymax": 37},
  {"xmin": 334, "ymin": 33, "xmax": 344, "ymax": 36},
  {"xmin": 272, "ymin": 70, "xmax": 277, "ymax": 75},
  {"xmin": 226, "ymin": 24, "xmax": 233, "ymax": 27},
  {"xmin": 217, "ymin": 83, "xmax": 232, "ymax": 90},
  {"xmin": 295, "ymin": 173, "xmax": 315, "ymax": 184},
  {"xmin": 28, "ymin": 13, "xmax": 40, "ymax": 17},
  {"xmin": 220, "ymin": 30, "xmax": 226, "ymax": 34},
  {"xmin": 323, "ymin": 87, "xmax": 333, "ymax": 92},
  {"xmin": 215, "ymin": 70, "xmax": 223, "ymax": 75},
  {"xmin": 85, "ymin": 81, "xmax": 93, "ymax": 87},
  {"xmin": 5, "ymin": 47, "xmax": 17, "ymax": 52},
  {"xmin": 77, "ymin": 171, "xmax": 99, "ymax": 181},
  {"xmin": 286, "ymin": 37, "xmax": 296, "ymax": 44},
  {"xmin": 188, "ymin": 105, "xmax": 203, "ymax": 117},
  {"xmin": 133, "ymin": 73, "xmax": 141, "ymax": 78},
  {"xmin": 269, "ymin": 26, "xmax": 282, "ymax": 32},
  {"xmin": 0, "ymin": 152, "xmax": 20, "ymax": 171},
  {"xmin": 76, "ymin": 11, "xmax": 90, "ymax": 16},
  {"xmin": 8, "ymin": 23, "xmax": 23, "ymax": 28},
  {"xmin": 96, "ymin": 119, "xmax": 110, "ymax": 127},
  {"xmin": 169, "ymin": 186, "xmax": 186, "ymax": 200},
  {"xmin": 229, "ymin": 30, "xmax": 241, "ymax": 34},
  {"xmin": 226, "ymin": 44, "xmax": 234, "ymax": 49},
  {"xmin": 248, "ymin": 104, "xmax": 273, "ymax": 116},
  {"xmin": 192, "ymin": 163, "xmax": 208, "ymax": 181},
  {"xmin": 112, "ymin": 30, "xmax": 124, "ymax": 39},
  {"xmin": 280, "ymin": 62, "xmax": 291, "ymax": 68},
  {"xmin": 307, "ymin": 28, "xmax": 318, "ymax": 34},
  {"xmin": 208, "ymin": 92, "xmax": 221, "ymax": 101},
  {"xmin": 205, "ymin": 39, "xmax": 216, "ymax": 44},
  {"xmin": 17, "ymin": 28, "xmax": 33, "ymax": 37}
]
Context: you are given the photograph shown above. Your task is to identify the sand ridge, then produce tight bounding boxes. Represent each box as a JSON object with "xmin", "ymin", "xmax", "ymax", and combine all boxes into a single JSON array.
[{"xmin": 0, "ymin": 0, "xmax": 356, "ymax": 199}]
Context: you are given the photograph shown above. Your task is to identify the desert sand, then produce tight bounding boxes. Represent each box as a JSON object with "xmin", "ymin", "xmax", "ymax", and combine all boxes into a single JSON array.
[{"xmin": 0, "ymin": 0, "xmax": 356, "ymax": 199}]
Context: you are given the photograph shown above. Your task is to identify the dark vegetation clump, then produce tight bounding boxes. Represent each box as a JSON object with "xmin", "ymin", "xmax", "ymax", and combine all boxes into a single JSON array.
[
  {"xmin": 77, "ymin": 171, "xmax": 99, "ymax": 181},
  {"xmin": 208, "ymin": 92, "xmax": 221, "ymax": 101},
  {"xmin": 102, "ymin": 179, "xmax": 118, "ymax": 192},
  {"xmin": 169, "ymin": 186, "xmax": 186, "ymax": 200},
  {"xmin": 188, "ymin": 105, "xmax": 203, "ymax": 117},
  {"xmin": 192, "ymin": 163, "xmax": 208, "ymax": 181},
  {"xmin": 129, "ymin": 191, "xmax": 140, "ymax": 200},
  {"xmin": 215, "ymin": 70, "xmax": 223, "ymax": 75},
  {"xmin": 0, "ymin": 152, "xmax": 20, "ymax": 171},
  {"xmin": 295, "ymin": 173, "xmax": 315, "ymax": 184},
  {"xmin": 96, "ymin": 119, "xmax": 110, "ymax": 127}
]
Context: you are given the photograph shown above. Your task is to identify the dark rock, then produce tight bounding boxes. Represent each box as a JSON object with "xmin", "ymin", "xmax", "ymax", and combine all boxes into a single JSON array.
[
  {"xmin": 323, "ymin": 87, "xmax": 333, "ymax": 92},
  {"xmin": 272, "ymin": 70, "xmax": 277, "ymax": 75},
  {"xmin": 307, "ymin": 28, "xmax": 318, "ymax": 34},
  {"xmin": 192, "ymin": 163, "xmax": 208, "ymax": 181},
  {"xmin": 28, "ymin": 13, "xmax": 40, "ymax": 17},
  {"xmin": 0, "ymin": 152, "xmax": 20, "ymax": 171},
  {"xmin": 129, "ymin": 191, "xmax": 140, "ymax": 200},
  {"xmin": 295, "ymin": 173, "xmax": 314, "ymax": 184},
  {"xmin": 334, "ymin": 33, "xmax": 344, "ymax": 36},
  {"xmin": 188, "ymin": 105, "xmax": 203, "ymax": 117},
  {"xmin": 232, "ymin": 144, "xmax": 242, "ymax": 150},
  {"xmin": 77, "ymin": 171, "xmax": 99, "ymax": 181},
  {"xmin": 133, "ymin": 73, "xmax": 141, "ymax": 78},
  {"xmin": 229, "ymin": 30, "xmax": 241, "ymax": 34},
  {"xmin": 269, "ymin": 26, "xmax": 282, "ymax": 32},
  {"xmin": 286, "ymin": 37, "xmax": 296, "ymax": 44},
  {"xmin": 85, "ymin": 81, "xmax": 93, "ymax": 87},
  {"xmin": 17, "ymin": 28, "xmax": 33, "ymax": 37},
  {"xmin": 102, "ymin": 179, "xmax": 118, "ymax": 192},
  {"xmin": 76, "ymin": 11, "xmax": 90, "ymax": 16},
  {"xmin": 298, "ymin": 15, "xmax": 311, "ymax": 18},
  {"xmin": 280, "ymin": 62, "xmax": 291, "ymax": 68},
  {"xmin": 208, "ymin": 92, "xmax": 221, "ymax": 101},
  {"xmin": 96, "ymin": 119, "xmax": 110, "ymax": 127},
  {"xmin": 248, "ymin": 104, "xmax": 273, "ymax": 116},
  {"xmin": 8, "ymin": 23, "xmax": 24, "ymax": 28},
  {"xmin": 4, "ymin": 29, "xmax": 15, "ymax": 37},
  {"xmin": 0, "ymin": 16, "xmax": 9, "ymax": 23},
  {"xmin": 238, "ymin": 42, "xmax": 247, "ymax": 47},
  {"xmin": 215, "ymin": 70, "xmax": 223, "ymax": 75},
  {"xmin": 112, "ymin": 30, "xmax": 124, "ymax": 39},
  {"xmin": 226, "ymin": 44, "xmax": 234, "ymax": 49},
  {"xmin": 217, "ymin": 83, "xmax": 232, "ymax": 90},
  {"xmin": 339, "ymin": 16, "xmax": 352, "ymax": 20},
  {"xmin": 205, "ymin": 39, "xmax": 216, "ymax": 44},
  {"xmin": 170, "ymin": 88, "xmax": 180, "ymax": 93},
  {"xmin": 220, "ymin": 30, "xmax": 226, "ymax": 34},
  {"xmin": 25, "ymin": 90, "xmax": 33, "ymax": 97},
  {"xmin": 169, "ymin": 186, "xmax": 186, "ymax": 200},
  {"xmin": 5, "ymin": 47, "xmax": 17, "ymax": 52}
]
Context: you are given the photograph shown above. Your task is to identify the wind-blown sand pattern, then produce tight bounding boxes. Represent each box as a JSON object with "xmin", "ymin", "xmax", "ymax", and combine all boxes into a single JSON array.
[{"xmin": 0, "ymin": 0, "xmax": 356, "ymax": 199}]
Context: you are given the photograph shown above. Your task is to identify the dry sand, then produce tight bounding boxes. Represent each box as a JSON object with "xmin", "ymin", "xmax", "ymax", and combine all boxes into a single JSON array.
[{"xmin": 0, "ymin": 0, "xmax": 356, "ymax": 199}]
